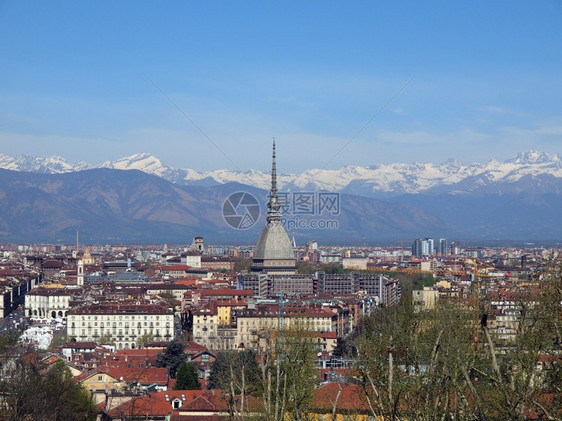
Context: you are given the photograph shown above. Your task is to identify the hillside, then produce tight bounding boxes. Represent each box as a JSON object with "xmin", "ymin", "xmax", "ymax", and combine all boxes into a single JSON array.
[{"xmin": 0, "ymin": 169, "xmax": 458, "ymax": 244}]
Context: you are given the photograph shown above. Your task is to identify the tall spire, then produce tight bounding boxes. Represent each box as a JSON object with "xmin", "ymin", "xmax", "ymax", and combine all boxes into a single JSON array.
[
  {"xmin": 271, "ymin": 138, "xmax": 277, "ymax": 196},
  {"xmin": 267, "ymin": 138, "xmax": 281, "ymax": 222}
]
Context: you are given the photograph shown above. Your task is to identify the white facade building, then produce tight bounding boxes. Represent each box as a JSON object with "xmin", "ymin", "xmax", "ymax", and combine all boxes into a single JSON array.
[
  {"xmin": 181, "ymin": 251, "xmax": 202, "ymax": 268},
  {"xmin": 67, "ymin": 302, "xmax": 174, "ymax": 350},
  {"xmin": 25, "ymin": 287, "xmax": 74, "ymax": 318}
]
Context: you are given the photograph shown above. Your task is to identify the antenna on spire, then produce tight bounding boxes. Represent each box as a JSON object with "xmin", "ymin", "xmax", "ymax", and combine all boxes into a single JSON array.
[
  {"xmin": 267, "ymin": 138, "xmax": 281, "ymax": 222},
  {"xmin": 271, "ymin": 137, "xmax": 277, "ymax": 195}
]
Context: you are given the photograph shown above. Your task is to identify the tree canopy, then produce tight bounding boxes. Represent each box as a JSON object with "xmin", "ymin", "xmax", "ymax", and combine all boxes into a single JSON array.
[
  {"xmin": 0, "ymin": 356, "xmax": 97, "ymax": 421},
  {"xmin": 155, "ymin": 340, "xmax": 187, "ymax": 378},
  {"xmin": 209, "ymin": 350, "xmax": 261, "ymax": 392},
  {"xmin": 174, "ymin": 361, "xmax": 201, "ymax": 390}
]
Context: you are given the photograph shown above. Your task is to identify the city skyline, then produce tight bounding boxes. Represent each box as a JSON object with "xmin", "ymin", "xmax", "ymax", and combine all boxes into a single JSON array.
[{"xmin": 1, "ymin": 2, "xmax": 561, "ymax": 172}]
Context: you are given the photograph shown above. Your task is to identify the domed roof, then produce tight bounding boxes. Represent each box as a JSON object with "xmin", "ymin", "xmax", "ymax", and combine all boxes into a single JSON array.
[
  {"xmin": 254, "ymin": 220, "xmax": 295, "ymax": 260},
  {"xmin": 251, "ymin": 140, "xmax": 296, "ymax": 268}
]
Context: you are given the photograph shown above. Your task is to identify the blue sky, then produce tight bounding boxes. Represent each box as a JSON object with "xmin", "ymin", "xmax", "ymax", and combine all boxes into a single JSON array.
[{"xmin": 1, "ymin": 1, "xmax": 561, "ymax": 172}]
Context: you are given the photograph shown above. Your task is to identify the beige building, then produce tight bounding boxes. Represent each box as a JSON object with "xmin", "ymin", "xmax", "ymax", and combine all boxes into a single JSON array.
[
  {"xmin": 237, "ymin": 305, "xmax": 336, "ymax": 350},
  {"xmin": 67, "ymin": 302, "xmax": 174, "ymax": 350},
  {"xmin": 342, "ymin": 257, "xmax": 368, "ymax": 270},
  {"xmin": 145, "ymin": 283, "xmax": 192, "ymax": 302},
  {"xmin": 82, "ymin": 248, "xmax": 97, "ymax": 265},
  {"xmin": 200, "ymin": 257, "xmax": 234, "ymax": 271},
  {"xmin": 192, "ymin": 302, "xmax": 217, "ymax": 350},
  {"xmin": 412, "ymin": 287, "xmax": 440, "ymax": 311}
]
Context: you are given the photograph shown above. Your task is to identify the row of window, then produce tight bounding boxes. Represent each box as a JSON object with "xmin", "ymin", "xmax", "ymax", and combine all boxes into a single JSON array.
[
  {"xmin": 239, "ymin": 318, "xmax": 331, "ymax": 326},
  {"xmin": 79, "ymin": 341, "xmax": 156, "ymax": 350},
  {"xmin": 74, "ymin": 329, "xmax": 171, "ymax": 337},
  {"xmin": 71, "ymin": 321, "xmax": 170, "ymax": 328},
  {"xmin": 70, "ymin": 314, "xmax": 169, "ymax": 321},
  {"xmin": 239, "ymin": 324, "xmax": 331, "ymax": 333}
]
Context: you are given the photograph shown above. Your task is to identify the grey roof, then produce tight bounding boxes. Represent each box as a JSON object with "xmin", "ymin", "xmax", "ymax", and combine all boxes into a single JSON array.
[
  {"xmin": 253, "ymin": 221, "xmax": 295, "ymax": 261},
  {"xmin": 253, "ymin": 141, "xmax": 295, "ymax": 263}
]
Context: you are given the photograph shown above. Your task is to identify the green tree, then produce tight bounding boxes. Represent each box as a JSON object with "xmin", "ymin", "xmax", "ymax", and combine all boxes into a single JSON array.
[
  {"xmin": 209, "ymin": 350, "xmax": 262, "ymax": 417},
  {"xmin": 296, "ymin": 261, "xmax": 318, "ymax": 274},
  {"xmin": 473, "ymin": 258, "xmax": 562, "ymax": 420},
  {"xmin": 258, "ymin": 323, "xmax": 318, "ymax": 421},
  {"xmin": 282, "ymin": 330, "xmax": 318, "ymax": 420},
  {"xmin": 354, "ymin": 298, "xmax": 484, "ymax": 420},
  {"xmin": 0, "ymin": 356, "xmax": 97, "ymax": 421},
  {"xmin": 135, "ymin": 332, "xmax": 155, "ymax": 349},
  {"xmin": 0, "ymin": 331, "xmax": 20, "ymax": 363},
  {"xmin": 324, "ymin": 263, "xmax": 345, "ymax": 274},
  {"xmin": 209, "ymin": 350, "xmax": 260, "ymax": 392},
  {"xmin": 97, "ymin": 333, "xmax": 115, "ymax": 346},
  {"xmin": 155, "ymin": 340, "xmax": 186, "ymax": 378},
  {"xmin": 352, "ymin": 258, "xmax": 562, "ymax": 420},
  {"xmin": 174, "ymin": 361, "xmax": 201, "ymax": 390},
  {"xmin": 233, "ymin": 257, "xmax": 252, "ymax": 272},
  {"xmin": 413, "ymin": 274, "xmax": 435, "ymax": 290},
  {"xmin": 331, "ymin": 336, "xmax": 356, "ymax": 358},
  {"xmin": 208, "ymin": 351, "xmax": 234, "ymax": 390},
  {"xmin": 48, "ymin": 333, "xmax": 68, "ymax": 350}
]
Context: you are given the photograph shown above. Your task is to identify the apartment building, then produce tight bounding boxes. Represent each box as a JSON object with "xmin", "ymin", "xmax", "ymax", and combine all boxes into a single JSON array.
[
  {"xmin": 236, "ymin": 304, "xmax": 336, "ymax": 350},
  {"xmin": 67, "ymin": 302, "xmax": 174, "ymax": 350},
  {"xmin": 25, "ymin": 287, "xmax": 77, "ymax": 318}
]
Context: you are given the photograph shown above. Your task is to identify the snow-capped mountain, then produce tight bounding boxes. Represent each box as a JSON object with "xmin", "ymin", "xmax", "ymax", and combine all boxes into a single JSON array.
[
  {"xmin": 0, "ymin": 153, "xmax": 92, "ymax": 173},
  {"xmin": 1, "ymin": 149, "xmax": 561, "ymax": 196}
]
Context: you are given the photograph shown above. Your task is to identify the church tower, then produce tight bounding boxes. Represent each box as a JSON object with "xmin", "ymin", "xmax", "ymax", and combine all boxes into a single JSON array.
[
  {"xmin": 251, "ymin": 140, "xmax": 296, "ymax": 275},
  {"xmin": 77, "ymin": 259, "xmax": 84, "ymax": 286}
]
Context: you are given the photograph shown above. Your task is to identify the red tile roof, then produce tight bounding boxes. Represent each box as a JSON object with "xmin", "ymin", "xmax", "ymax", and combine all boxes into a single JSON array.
[
  {"xmin": 312, "ymin": 383, "xmax": 370, "ymax": 412},
  {"xmin": 105, "ymin": 390, "xmax": 219, "ymax": 418},
  {"xmin": 105, "ymin": 366, "xmax": 169, "ymax": 386}
]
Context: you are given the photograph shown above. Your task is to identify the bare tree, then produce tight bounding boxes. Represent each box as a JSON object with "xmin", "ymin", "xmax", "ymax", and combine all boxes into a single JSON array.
[{"xmin": 257, "ymin": 321, "xmax": 318, "ymax": 421}]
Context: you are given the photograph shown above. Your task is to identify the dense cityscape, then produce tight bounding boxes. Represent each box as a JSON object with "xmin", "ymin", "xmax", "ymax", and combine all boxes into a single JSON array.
[
  {"xmin": 2, "ymin": 2, "xmax": 561, "ymax": 420},
  {"xmin": 0, "ymin": 144, "xmax": 560, "ymax": 420}
]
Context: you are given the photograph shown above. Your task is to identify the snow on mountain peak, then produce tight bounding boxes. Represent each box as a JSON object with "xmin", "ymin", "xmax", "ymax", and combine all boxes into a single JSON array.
[
  {"xmin": 0, "ymin": 150, "xmax": 561, "ymax": 195},
  {"xmin": 507, "ymin": 149, "xmax": 559, "ymax": 165},
  {"xmin": 100, "ymin": 153, "xmax": 169, "ymax": 175}
]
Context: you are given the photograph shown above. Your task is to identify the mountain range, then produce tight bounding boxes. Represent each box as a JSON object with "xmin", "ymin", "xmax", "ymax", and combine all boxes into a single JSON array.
[
  {"xmin": 1, "ymin": 149, "xmax": 561, "ymax": 196},
  {"xmin": 0, "ymin": 168, "xmax": 457, "ymax": 244},
  {"xmin": 0, "ymin": 150, "xmax": 560, "ymax": 244}
]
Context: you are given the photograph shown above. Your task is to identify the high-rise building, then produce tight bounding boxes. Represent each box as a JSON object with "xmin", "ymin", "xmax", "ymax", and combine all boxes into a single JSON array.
[
  {"xmin": 450, "ymin": 241, "xmax": 459, "ymax": 255},
  {"xmin": 412, "ymin": 238, "xmax": 434, "ymax": 257},
  {"xmin": 424, "ymin": 238, "xmax": 434, "ymax": 255},
  {"xmin": 438, "ymin": 238, "xmax": 448, "ymax": 256},
  {"xmin": 412, "ymin": 238, "xmax": 423, "ymax": 258}
]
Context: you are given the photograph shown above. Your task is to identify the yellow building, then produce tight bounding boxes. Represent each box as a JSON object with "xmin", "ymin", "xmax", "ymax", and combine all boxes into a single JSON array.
[
  {"xmin": 79, "ymin": 370, "xmax": 125, "ymax": 404},
  {"xmin": 217, "ymin": 302, "xmax": 231, "ymax": 327}
]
